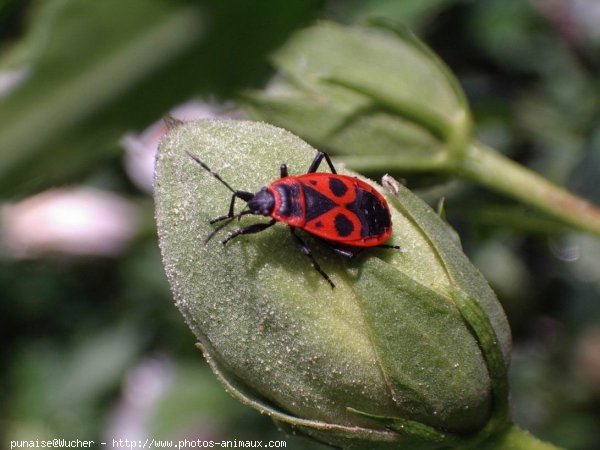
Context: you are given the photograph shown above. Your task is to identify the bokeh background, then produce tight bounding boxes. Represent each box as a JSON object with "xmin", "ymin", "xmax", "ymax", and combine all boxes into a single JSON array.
[{"xmin": 1, "ymin": 1, "xmax": 599, "ymax": 449}]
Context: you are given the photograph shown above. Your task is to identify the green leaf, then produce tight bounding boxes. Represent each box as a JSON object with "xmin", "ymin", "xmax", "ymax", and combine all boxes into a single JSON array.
[{"xmin": 0, "ymin": 0, "xmax": 205, "ymax": 195}]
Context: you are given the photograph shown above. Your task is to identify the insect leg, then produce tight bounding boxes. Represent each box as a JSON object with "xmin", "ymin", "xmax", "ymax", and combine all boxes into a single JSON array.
[
  {"xmin": 319, "ymin": 240, "xmax": 399, "ymax": 258},
  {"xmin": 204, "ymin": 210, "xmax": 253, "ymax": 244},
  {"xmin": 289, "ymin": 228, "xmax": 335, "ymax": 288},
  {"xmin": 209, "ymin": 191, "xmax": 253, "ymax": 224},
  {"xmin": 205, "ymin": 218, "xmax": 235, "ymax": 244},
  {"xmin": 307, "ymin": 152, "xmax": 337, "ymax": 174},
  {"xmin": 209, "ymin": 193, "xmax": 238, "ymax": 224},
  {"xmin": 221, "ymin": 219, "xmax": 277, "ymax": 245},
  {"xmin": 280, "ymin": 164, "xmax": 288, "ymax": 178},
  {"xmin": 327, "ymin": 243, "xmax": 362, "ymax": 259},
  {"xmin": 375, "ymin": 244, "xmax": 401, "ymax": 250}
]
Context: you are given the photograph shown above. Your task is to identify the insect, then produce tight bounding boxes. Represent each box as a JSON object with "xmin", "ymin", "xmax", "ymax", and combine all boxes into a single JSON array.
[{"xmin": 187, "ymin": 150, "xmax": 399, "ymax": 288}]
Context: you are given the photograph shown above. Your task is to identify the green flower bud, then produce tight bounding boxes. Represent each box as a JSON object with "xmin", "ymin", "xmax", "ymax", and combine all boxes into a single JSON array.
[
  {"xmin": 244, "ymin": 21, "xmax": 472, "ymax": 174},
  {"xmin": 155, "ymin": 120, "xmax": 511, "ymax": 449}
]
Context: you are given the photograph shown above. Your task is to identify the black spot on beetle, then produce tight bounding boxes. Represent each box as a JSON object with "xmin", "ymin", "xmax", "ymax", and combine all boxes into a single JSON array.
[
  {"xmin": 315, "ymin": 221, "xmax": 323, "ymax": 228},
  {"xmin": 329, "ymin": 178, "xmax": 348, "ymax": 197},
  {"xmin": 334, "ymin": 214, "xmax": 354, "ymax": 237}
]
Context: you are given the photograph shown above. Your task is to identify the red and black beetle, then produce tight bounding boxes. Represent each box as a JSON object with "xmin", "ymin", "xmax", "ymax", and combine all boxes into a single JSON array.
[{"xmin": 187, "ymin": 150, "xmax": 398, "ymax": 288}]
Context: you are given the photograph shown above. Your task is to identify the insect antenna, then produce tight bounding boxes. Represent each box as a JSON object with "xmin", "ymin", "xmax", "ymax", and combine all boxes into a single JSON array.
[{"xmin": 186, "ymin": 151, "xmax": 237, "ymax": 194}]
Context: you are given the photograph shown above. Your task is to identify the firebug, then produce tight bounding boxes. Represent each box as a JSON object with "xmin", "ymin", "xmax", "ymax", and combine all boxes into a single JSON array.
[{"xmin": 187, "ymin": 150, "xmax": 398, "ymax": 288}]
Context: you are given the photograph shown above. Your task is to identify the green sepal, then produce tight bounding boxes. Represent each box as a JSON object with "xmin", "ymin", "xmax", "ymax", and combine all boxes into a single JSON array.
[
  {"xmin": 437, "ymin": 197, "xmax": 447, "ymax": 220},
  {"xmin": 348, "ymin": 407, "xmax": 462, "ymax": 448},
  {"xmin": 352, "ymin": 257, "xmax": 491, "ymax": 432},
  {"xmin": 381, "ymin": 175, "xmax": 512, "ymax": 367},
  {"xmin": 449, "ymin": 290, "xmax": 510, "ymax": 423},
  {"xmin": 270, "ymin": 22, "xmax": 466, "ymax": 137},
  {"xmin": 243, "ymin": 21, "xmax": 464, "ymax": 174}
]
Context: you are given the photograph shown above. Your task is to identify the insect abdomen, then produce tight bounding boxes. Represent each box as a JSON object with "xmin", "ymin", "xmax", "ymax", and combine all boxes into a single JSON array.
[{"xmin": 298, "ymin": 174, "xmax": 392, "ymax": 247}]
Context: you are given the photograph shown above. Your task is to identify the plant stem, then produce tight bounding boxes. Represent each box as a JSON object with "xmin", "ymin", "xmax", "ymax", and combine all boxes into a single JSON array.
[
  {"xmin": 457, "ymin": 142, "xmax": 600, "ymax": 238},
  {"xmin": 477, "ymin": 425, "xmax": 564, "ymax": 450}
]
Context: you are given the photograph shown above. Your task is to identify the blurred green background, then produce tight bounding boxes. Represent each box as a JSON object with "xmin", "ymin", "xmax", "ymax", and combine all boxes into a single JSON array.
[{"xmin": 1, "ymin": 1, "xmax": 599, "ymax": 449}]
